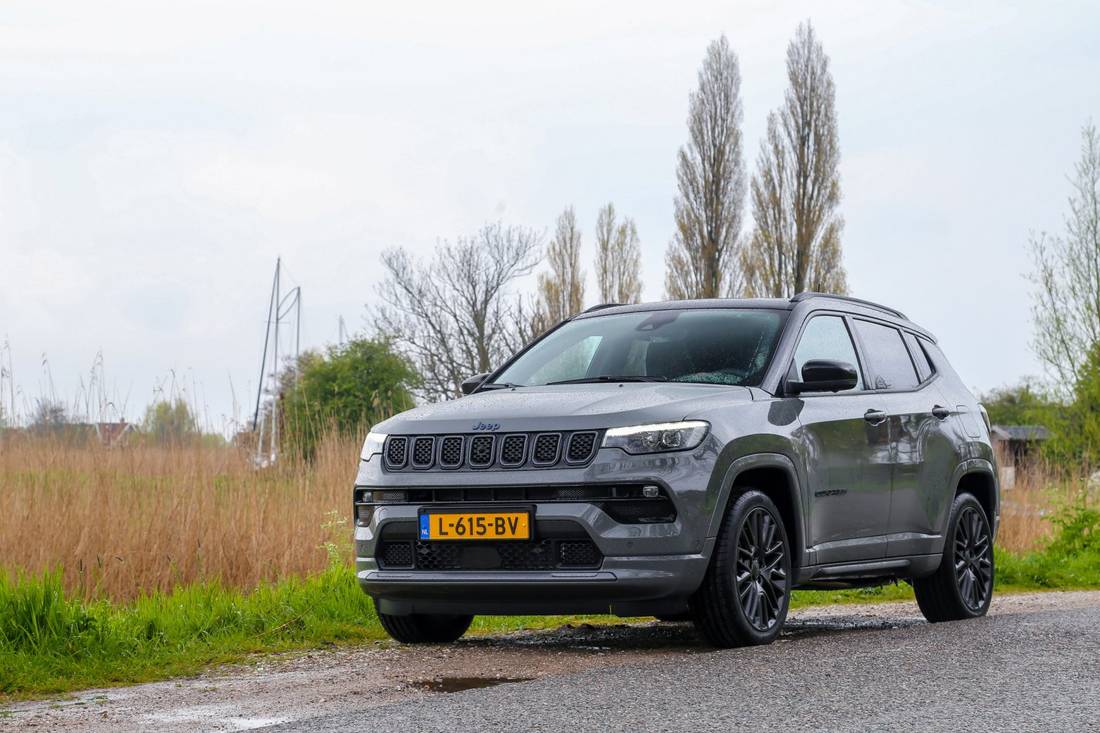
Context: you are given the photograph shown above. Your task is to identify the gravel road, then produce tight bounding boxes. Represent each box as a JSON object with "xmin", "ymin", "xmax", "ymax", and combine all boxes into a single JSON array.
[{"xmin": 5, "ymin": 591, "xmax": 1098, "ymax": 732}]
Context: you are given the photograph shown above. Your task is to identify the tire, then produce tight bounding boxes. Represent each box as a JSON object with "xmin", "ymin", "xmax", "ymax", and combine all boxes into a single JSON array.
[
  {"xmin": 691, "ymin": 489, "xmax": 792, "ymax": 648},
  {"xmin": 377, "ymin": 612, "xmax": 474, "ymax": 643},
  {"xmin": 914, "ymin": 492, "xmax": 995, "ymax": 623}
]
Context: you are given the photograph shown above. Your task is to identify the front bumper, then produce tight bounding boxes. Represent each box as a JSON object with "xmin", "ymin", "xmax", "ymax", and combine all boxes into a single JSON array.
[
  {"xmin": 361, "ymin": 553, "xmax": 710, "ymax": 616},
  {"xmin": 353, "ymin": 443, "xmax": 721, "ymax": 616}
]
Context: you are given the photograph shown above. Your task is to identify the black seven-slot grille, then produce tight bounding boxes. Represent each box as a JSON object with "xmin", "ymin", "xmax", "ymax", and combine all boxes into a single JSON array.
[{"xmin": 383, "ymin": 431, "xmax": 599, "ymax": 471}]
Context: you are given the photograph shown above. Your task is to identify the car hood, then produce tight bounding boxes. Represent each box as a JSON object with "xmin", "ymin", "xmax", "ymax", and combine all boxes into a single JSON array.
[{"xmin": 374, "ymin": 383, "xmax": 753, "ymax": 434}]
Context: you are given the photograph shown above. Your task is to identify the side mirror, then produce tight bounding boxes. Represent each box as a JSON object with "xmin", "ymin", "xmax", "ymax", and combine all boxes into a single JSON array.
[
  {"xmin": 460, "ymin": 373, "xmax": 491, "ymax": 396},
  {"xmin": 786, "ymin": 359, "xmax": 858, "ymax": 395}
]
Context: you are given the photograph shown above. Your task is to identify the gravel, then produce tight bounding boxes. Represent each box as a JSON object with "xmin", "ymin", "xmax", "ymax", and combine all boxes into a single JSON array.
[{"xmin": 4, "ymin": 591, "xmax": 1098, "ymax": 732}]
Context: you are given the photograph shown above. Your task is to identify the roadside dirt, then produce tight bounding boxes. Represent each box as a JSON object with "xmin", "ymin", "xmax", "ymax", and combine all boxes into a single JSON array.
[{"xmin": 3, "ymin": 591, "xmax": 1097, "ymax": 732}]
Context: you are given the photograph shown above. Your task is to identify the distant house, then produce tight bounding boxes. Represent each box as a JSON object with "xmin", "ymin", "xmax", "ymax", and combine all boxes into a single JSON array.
[{"xmin": 991, "ymin": 424, "xmax": 1050, "ymax": 489}]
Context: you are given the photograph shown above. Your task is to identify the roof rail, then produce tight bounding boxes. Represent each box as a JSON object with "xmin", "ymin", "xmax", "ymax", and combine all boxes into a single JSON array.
[
  {"xmin": 790, "ymin": 292, "xmax": 907, "ymax": 320},
  {"xmin": 582, "ymin": 303, "xmax": 622, "ymax": 314}
]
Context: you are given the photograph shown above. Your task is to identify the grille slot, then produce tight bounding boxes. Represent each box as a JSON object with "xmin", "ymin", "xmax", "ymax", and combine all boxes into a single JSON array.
[
  {"xmin": 559, "ymin": 540, "xmax": 601, "ymax": 567},
  {"xmin": 439, "ymin": 436, "xmax": 464, "ymax": 468},
  {"xmin": 385, "ymin": 437, "xmax": 408, "ymax": 468},
  {"xmin": 499, "ymin": 435, "xmax": 528, "ymax": 467},
  {"xmin": 411, "ymin": 437, "xmax": 435, "ymax": 468},
  {"xmin": 379, "ymin": 541, "xmax": 414, "ymax": 568},
  {"xmin": 468, "ymin": 436, "xmax": 495, "ymax": 467},
  {"xmin": 566, "ymin": 432, "xmax": 598, "ymax": 463},
  {"xmin": 532, "ymin": 433, "xmax": 561, "ymax": 465}
]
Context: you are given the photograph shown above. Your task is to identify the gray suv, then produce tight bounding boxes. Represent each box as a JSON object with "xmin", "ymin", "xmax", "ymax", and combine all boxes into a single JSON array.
[{"xmin": 355, "ymin": 294, "xmax": 998, "ymax": 647}]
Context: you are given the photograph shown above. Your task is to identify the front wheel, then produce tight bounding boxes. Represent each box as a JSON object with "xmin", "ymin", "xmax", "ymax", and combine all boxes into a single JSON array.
[
  {"xmin": 691, "ymin": 489, "xmax": 791, "ymax": 648},
  {"xmin": 377, "ymin": 612, "xmax": 474, "ymax": 643},
  {"xmin": 914, "ymin": 492, "xmax": 995, "ymax": 622}
]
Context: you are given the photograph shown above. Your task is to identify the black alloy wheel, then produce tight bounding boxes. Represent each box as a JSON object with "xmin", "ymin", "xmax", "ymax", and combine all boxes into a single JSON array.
[
  {"xmin": 735, "ymin": 506, "xmax": 788, "ymax": 632},
  {"xmin": 953, "ymin": 505, "xmax": 994, "ymax": 612},
  {"xmin": 914, "ymin": 492, "xmax": 996, "ymax": 622},
  {"xmin": 692, "ymin": 489, "xmax": 791, "ymax": 647}
]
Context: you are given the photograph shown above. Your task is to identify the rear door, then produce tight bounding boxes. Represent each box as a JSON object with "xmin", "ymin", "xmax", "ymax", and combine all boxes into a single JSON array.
[{"xmin": 791, "ymin": 314, "xmax": 892, "ymax": 564}]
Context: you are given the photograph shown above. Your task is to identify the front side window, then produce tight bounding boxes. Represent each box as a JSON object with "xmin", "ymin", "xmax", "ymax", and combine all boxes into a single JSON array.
[
  {"xmin": 792, "ymin": 315, "xmax": 864, "ymax": 391},
  {"xmin": 492, "ymin": 309, "xmax": 787, "ymax": 387},
  {"xmin": 854, "ymin": 320, "xmax": 919, "ymax": 390}
]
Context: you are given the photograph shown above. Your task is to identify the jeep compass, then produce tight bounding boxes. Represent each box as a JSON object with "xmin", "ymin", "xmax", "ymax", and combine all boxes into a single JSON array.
[{"xmin": 354, "ymin": 293, "xmax": 998, "ymax": 647}]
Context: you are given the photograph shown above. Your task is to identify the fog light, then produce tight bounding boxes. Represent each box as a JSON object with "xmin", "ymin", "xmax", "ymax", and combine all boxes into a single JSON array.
[
  {"xmin": 356, "ymin": 505, "xmax": 373, "ymax": 526},
  {"xmin": 642, "ymin": 485, "xmax": 660, "ymax": 498}
]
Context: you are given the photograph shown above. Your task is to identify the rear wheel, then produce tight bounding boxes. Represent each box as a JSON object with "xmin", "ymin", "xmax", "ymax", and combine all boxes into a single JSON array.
[
  {"xmin": 377, "ymin": 612, "xmax": 474, "ymax": 643},
  {"xmin": 691, "ymin": 489, "xmax": 791, "ymax": 648},
  {"xmin": 914, "ymin": 493, "xmax": 994, "ymax": 622}
]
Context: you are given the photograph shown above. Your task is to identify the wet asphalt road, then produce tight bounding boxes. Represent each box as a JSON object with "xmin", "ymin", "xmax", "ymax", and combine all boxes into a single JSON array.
[{"xmin": 270, "ymin": 599, "xmax": 1100, "ymax": 733}]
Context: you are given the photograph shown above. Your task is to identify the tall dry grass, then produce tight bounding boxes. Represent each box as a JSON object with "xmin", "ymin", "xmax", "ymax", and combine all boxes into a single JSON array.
[
  {"xmin": 0, "ymin": 432, "xmax": 361, "ymax": 602},
  {"xmin": 0, "ymin": 429, "xmax": 1081, "ymax": 602},
  {"xmin": 997, "ymin": 458, "xmax": 1087, "ymax": 553}
]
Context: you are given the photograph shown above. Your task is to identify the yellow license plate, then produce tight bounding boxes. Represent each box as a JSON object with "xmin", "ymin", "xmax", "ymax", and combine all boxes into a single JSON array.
[{"xmin": 419, "ymin": 511, "xmax": 530, "ymax": 541}]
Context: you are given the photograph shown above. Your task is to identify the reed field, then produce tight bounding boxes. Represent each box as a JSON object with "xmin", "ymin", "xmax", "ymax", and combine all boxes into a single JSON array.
[
  {"xmin": 0, "ymin": 433, "xmax": 1091, "ymax": 602},
  {"xmin": 0, "ymin": 432, "xmax": 360, "ymax": 603}
]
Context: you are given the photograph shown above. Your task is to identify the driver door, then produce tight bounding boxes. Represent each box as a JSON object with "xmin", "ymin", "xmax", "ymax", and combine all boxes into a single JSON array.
[{"xmin": 790, "ymin": 315, "xmax": 892, "ymax": 564}]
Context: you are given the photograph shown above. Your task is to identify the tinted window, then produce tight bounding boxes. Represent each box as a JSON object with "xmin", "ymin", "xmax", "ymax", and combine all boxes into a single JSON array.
[
  {"xmin": 854, "ymin": 320, "xmax": 919, "ymax": 390},
  {"xmin": 493, "ymin": 309, "xmax": 787, "ymax": 387},
  {"xmin": 904, "ymin": 332, "xmax": 934, "ymax": 382},
  {"xmin": 793, "ymin": 316, "xmax": 863, "ymax": 391}
]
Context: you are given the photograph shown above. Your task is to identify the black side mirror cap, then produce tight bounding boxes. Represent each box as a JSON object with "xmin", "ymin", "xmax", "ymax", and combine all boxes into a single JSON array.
[
  {"xmin": 460, "ymin": 373, "xmax": 491, "ymax": 396},
  {"xmin": 786, "ymin": 359, "xmax": 859, "ymax": 395}
]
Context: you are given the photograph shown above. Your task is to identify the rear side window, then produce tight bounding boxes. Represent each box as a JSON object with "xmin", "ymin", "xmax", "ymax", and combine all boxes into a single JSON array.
[
  {"xmin": 904, "ymin": 332, "xmax": 934, "ymax": 382},
  {"xmin": 793, "ymin": 315, "xmax": 864, "ymax": 391},
  {"xmin": 854, "ymin": 320, "xmax": 919, "ymax": 390}
]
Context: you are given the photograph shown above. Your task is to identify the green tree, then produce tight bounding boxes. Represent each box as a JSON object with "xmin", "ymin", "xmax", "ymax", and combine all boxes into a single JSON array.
[
  {"xmin": 280, "ymin": 338, "xmax": 418, "ymax": 457},
  {"xmin": 979, "ymin": 381, "xmax": 1053, "ymax": 426},
  {"xmin": 1044, "ymin": 343, "xmax": 1100, "ymax": 469},
  {"xmin": 141, "ymin": 399, "xmax": 200, "ymax": 444}
]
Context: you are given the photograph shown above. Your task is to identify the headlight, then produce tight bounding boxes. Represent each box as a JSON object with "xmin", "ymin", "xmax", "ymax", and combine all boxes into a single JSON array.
[
  {"xmin": 361, "ymin": 432, "xmax": 387, "ymax": 461},
  {"xmin": 602, "ymin": 421, "xmax": 709, "ymax": 454}
]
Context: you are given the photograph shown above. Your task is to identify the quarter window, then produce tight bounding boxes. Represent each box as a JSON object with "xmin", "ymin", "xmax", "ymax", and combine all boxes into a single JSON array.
[
  {"xmin": 904, "ymin": 332, "xmax": 934, "ymax": 382},
  {"xmin": 854, "ymin": 320, "xmax": 919, "ymax": 390},
  {"xmin": 793, "ymin": 316, "xmax": 864, "ymax": 391}
]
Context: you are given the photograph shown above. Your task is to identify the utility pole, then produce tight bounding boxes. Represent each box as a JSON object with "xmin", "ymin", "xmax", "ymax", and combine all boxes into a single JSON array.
[{"xmin": 252, "ymin": 258, "xmax": 302, "ymax": 467}]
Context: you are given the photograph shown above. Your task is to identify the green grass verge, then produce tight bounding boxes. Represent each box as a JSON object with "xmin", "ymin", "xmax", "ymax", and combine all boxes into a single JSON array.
[{"xmin": 3, "ymin": 502, "xmax": 1097, "ymax": 702}]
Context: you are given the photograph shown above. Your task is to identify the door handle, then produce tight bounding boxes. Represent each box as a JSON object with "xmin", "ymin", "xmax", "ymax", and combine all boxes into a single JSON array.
[
  {"xmin": 864, "ymin": 409, "xmax": 887, "ymax": 425},
  {"xmin": 932, "ymin": 405, "xmax": 951, "ymax": 420}
]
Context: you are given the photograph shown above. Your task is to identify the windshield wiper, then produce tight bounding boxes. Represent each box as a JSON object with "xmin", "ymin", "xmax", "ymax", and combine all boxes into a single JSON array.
[
  {"xmin": 478, "ymin": 381, "xmax": 525, "ymax": 391},
  {"xmin": 546, "ymin": 375, "xmax": 668, "ymax": 386}
]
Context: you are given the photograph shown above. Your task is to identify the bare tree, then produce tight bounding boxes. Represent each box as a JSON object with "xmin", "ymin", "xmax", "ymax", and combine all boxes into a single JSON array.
[
  {"xmin": 374, "ymin": 222, "xmax": 541, "ymax": 401},
  {"xmin": 664, "ymin": 35, "xmax": 747, "ymax": 300},
  {"xmin": 595, "ymin": 203, "xmax": 643, "ymax": 303},
  {"xmin": 1030, "ymin": 121, "xmax": 1100, "ymax": 390},
  {"xmin": 532, "ymin": 207, "xmax": 586, "ymax": 334},
  {"xmin": 742, "ymin": 21, "xmax": 847, "ymax": 298}
]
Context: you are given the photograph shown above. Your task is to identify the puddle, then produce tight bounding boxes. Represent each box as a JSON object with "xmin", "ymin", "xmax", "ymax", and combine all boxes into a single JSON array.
[{"xmin": 413, "ymin": 676, "xmax": 533, "ymax": 693}]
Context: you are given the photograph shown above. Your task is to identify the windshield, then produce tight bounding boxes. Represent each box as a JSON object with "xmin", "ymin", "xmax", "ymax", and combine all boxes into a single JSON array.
[{"xmin": 492, "ymin": 308, "xmax": 787, "ymax": 387}]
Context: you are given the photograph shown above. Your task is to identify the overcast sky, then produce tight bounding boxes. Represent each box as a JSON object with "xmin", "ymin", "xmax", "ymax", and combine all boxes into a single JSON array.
[{"xmin": 2, "ymin": 0, "xmax": 1098, "ymax": 429}]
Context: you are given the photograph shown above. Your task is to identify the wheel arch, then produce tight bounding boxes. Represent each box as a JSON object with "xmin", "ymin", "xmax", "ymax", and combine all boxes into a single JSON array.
[
  {"xmin": 952, "ymin": 459, "xmax": 999, "ymax": 535},
  {"xmin": 710, "ymin": 453, "xmax": 807, "ymax": 577}
]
